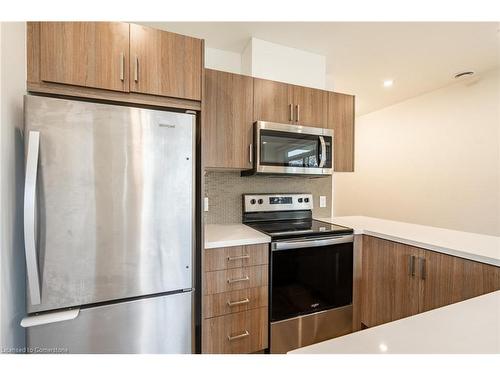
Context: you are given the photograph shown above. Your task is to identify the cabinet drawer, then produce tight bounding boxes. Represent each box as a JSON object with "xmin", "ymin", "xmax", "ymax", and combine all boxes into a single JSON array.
[
  {"xmin": 204, "ymin": 244, "xmax": 268, "ymax": 272},
  {"xmin": 202, "ymin": 307, "xmax": 268, "ymax": 354},
  {"xmin": 203, "ymin": 265, "xmax": 268, "ymax": 295},
  {"xmin": 203, "ymin": 286, "xmax": 268, "ymax": 319}
]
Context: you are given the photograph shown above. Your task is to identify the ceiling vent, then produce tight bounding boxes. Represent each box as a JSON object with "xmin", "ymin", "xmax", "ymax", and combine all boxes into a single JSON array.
[{"xmin": 453, "ymin": 71, "xmax": 475, "ymax": 79}]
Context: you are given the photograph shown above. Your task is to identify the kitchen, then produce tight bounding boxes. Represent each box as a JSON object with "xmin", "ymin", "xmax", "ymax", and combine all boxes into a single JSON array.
[{"xmin": 1, "ymin": 2, "xmax": 499, "ymax": 373}]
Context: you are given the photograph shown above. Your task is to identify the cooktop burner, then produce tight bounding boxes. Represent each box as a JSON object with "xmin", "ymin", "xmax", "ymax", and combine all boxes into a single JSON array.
[{"xmin": 246, "ymin": 219, "xmax": 352, "ymax": 239}]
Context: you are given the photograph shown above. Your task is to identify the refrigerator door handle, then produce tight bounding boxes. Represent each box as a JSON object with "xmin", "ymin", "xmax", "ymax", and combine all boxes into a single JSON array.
[
  {"xmin": 24, "ymin": 130, "xmax": 41, "ymax": 305},
  {"xmin": 21, "ymin": 309, "xmax": 80, "ymax": 328}
]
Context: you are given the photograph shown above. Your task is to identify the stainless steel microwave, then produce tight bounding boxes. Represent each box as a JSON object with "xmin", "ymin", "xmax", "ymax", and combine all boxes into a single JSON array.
[{"xmin": 242, "ymin": 121, "xmax": 333, "ymax": 176}]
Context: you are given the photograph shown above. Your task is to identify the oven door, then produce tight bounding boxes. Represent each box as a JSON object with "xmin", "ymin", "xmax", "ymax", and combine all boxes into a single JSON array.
[
  {"xmin": 270, "ymin": 235, "xmax": 353, "ymax": 322},
  {"xmin": 255, "ymin": 121, "xmax": 333, "ymax": 175}
]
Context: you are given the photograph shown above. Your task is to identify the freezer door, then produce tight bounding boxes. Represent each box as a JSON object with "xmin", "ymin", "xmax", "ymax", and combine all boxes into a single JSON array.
[
  {"xmin": 26, "ymin": 292, "xmax": 193, "ymax": 354},
  {"xmin": 24, "ymin": 96, "xmax": 195, "ymax": 313}
]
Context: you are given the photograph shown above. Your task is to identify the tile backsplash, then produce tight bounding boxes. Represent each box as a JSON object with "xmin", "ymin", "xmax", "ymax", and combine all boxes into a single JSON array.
[{"xmin": 204, "ymin": 171, "xmax": 332, "ymax": 224}]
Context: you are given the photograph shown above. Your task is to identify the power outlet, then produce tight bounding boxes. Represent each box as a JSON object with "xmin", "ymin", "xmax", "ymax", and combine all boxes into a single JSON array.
[
  {"xmin": 204, "ymin": 197, "xmax": 209, "ymax": 212},
  {"xmin": 320, "ymin": 196, "xmax": 327, "ymax": 208}
]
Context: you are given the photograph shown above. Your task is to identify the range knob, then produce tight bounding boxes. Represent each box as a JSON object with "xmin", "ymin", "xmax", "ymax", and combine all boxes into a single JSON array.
[
  {"xmin": 304, "ymin": 197, "xmax": 310, "ymax": 203},
  {"xmin": 298, "ymin": 198, "xmax": 303, "ymax": 203},
  {"xmin": 258, "ymin": 199, "xmax": 264, "ymax": 204},
  {"xmin": 250, "ymin": 199, "xmax": 256, "ymax": 205}
]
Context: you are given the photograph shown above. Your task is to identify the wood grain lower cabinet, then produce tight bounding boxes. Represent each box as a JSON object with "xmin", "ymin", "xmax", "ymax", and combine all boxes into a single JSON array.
[
  {"xmin": 203, "ymin": 244, "xmax": 269, "ymax": 353},
  {"xmin": 359, "ymin": 235, "xmax": 500, "ymax": 329},
  {"xmin": 360, "ymin": 236, "xmax": 419, "ymax": 327},
  {"xmin": 203, "ymin": 286, "xmax": 268, "ymax": 319},
  {"xmin": 328, "ymin": 92, "xmax": 355, "ymax": 172},
  {"xmin": 39, "ymin": 22, "xmax": 130, "ymax": 92},
  {"xmin": 204, "ymin": 265, "xmax": 268, "ymax": 295},
  {"xmin": 419, "ymin": 250, "xmax": 500, "ymax": 313},
  {"xmin": 204, "ymin": 244, "xmax": 268, "ymax": 272},
  {"xmin": 203, "ymin": 69, "xmax": 254, "ymax": 169},
  {"xmin": 202, "ymin": 307, "xmax": 268, "ymax": 354}
]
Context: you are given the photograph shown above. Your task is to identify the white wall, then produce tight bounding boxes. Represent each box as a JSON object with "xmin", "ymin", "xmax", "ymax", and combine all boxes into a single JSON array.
[
  {"xmin": 333, "ymin": 68, "xmax": 500, "ymax": 236},
  {"xmin": 205, "ymin": 47, "xmax": 242, "ymax": 74},
  {"xmin": 241, "ymin": 37, "xmax": 326, "ymax": 89},
  {"xmin": 0, "ymin": 22, "xmax": 26, "ymax": 352}
]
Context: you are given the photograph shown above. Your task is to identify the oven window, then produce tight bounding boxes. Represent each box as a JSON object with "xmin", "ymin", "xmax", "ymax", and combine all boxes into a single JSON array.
[
  {"xmin": 271, "ymin": 242, "xmax": 353, "ymax": 322},
  {"xmin": 260, "ymin": 130, "xmax": 331, "ymax": 168}
]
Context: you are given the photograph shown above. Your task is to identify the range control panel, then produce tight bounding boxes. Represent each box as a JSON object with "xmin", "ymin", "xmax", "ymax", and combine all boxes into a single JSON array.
[{"xmin": 244, "ymin": 194, "xmax": 313, "ymax": 213}]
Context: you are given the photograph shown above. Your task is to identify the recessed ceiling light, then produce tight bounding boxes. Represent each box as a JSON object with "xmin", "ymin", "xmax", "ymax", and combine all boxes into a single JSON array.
[{"xmin": 383, "ymin": 80, "xmax": 394, "ymax": 88}]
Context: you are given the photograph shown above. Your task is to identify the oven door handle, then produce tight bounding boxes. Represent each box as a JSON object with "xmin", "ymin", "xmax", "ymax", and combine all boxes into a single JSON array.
[
  {"xmin": 272, "ymin": 234, "xmax": 354, "ymax": 251},
  {"xmin": 318, "ymin": 135, "xmax": 326, "ymax": 168}
]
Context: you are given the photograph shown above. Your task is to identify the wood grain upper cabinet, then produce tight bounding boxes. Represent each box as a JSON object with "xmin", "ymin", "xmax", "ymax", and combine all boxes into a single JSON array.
[
  {"xmin": 328, "ymin": 92, "xmax": 355, "ymax": 172},
  {"xmin": 253, "ymin": 78, "xmax": 293, "ymax": 123},
  {"xmin": 419, "ymin": 250, "xmax": 500, "ymax": 313},
  {"xmin": 360, "ymin": 236, "xmax": 420, "ymax": 327},
  {"xmin": 204, "ymin": 69, "xmax": 253, "ymax": 169},
  {"xmin": 40, "ymin": 22, "xmax": 130, "ymax": 92},
  {"xmin": 292, "ymin": 85, "xmax": 328, "ymax": 127},
  {"xmin": 129, "ymin": 24, "xmax": 202, "ymax": 100},
  {"xmin": 253, "ymin": 78, "xmax": 328, "ymax": 127}
]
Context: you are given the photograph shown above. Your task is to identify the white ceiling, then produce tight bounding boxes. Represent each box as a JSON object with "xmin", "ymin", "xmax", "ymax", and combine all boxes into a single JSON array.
[{"xmin": 144, "ymin": 22, "xmax": 500, "ymax": 115}]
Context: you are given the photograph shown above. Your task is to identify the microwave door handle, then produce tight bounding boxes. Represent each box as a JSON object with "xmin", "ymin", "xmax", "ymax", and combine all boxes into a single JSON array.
[
  {"xmin": 24, "ymin": 131, "xmax": 42, "ymax": 305},
  {"xmin": 318, "ymin": 136, "xmax": 326, "ymax": 168}
]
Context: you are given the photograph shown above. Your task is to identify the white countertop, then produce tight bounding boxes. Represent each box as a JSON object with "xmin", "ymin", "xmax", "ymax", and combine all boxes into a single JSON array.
[
  {"xmin": 316, "ymin": 216, "xmax": 500, "ymax": 267},
  {"xmin": 205, "ymin": 224, "xmax": 271, "ymax": 249},
  {"xmin": 289, "ymin": 290, "xmax": 500, "ymax": 354}
]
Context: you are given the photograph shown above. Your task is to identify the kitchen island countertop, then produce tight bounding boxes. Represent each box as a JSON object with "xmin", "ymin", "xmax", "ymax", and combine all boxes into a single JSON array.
[{"xmin": 289, "ymin": 290, "xmax": 500, "ymax": 354}]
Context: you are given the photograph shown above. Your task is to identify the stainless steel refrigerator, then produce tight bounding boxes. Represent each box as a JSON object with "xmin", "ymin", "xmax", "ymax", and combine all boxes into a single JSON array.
[{"xmin": 20, "ymin": 95, "xmax": 195, "ymax": 354}]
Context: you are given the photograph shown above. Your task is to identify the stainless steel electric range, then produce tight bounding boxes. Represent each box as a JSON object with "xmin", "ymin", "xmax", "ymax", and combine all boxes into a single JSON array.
[{"xmin": 242, "ymin": 193, "xmax": 354, "ymax": 354}]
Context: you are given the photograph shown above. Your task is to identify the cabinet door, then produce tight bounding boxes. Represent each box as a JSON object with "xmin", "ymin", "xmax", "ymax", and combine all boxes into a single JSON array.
[
  {"xmin": 292, "ymin": 86, "xmax": 328, "ymax": 127},
  {"xmin": 204, "ymin": 69, "xmax": 253, "ymax": 169},
  {"xmin": 419, "ymin": 250, "xmax": 500, "ymax": 313},
  {"xmin": 40, "ymin": 22, "xmax": 130, "ymax": 92},
  {"xmin": 253, "ymin": 78, "xmax": 293, "ymax": 123},
  {"xmin": 130, "ymin": 24, "xmax": 202, "ymax": 100},
  {"xmin": 328, "ymin": 92, "xmax": 355, "ymax": 172},
  {"xmin": 360, "ymin": 236, "xmax": 420, "ymax": 327}
]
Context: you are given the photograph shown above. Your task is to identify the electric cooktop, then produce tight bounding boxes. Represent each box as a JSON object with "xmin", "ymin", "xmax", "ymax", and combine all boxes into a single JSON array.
[{"xmin": 245, "ymin": 218, "xmax": 353, "ymax": 240}]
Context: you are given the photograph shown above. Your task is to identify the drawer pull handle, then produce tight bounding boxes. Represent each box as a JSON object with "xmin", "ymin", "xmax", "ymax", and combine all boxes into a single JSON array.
[
  {"xmin": 227, "ymin": 276, "xmax": 249, "ymax": 284},
  {"xmin": 227, "ymin": 298, "xmax": 250, "ymax": 307},
  {"xmin": 227, "ymin": 254, "xmax": 250, "ymax": 262},
  {"xmin": 227, "ymin": 330, "xmax": 250, "ymax": 341}
]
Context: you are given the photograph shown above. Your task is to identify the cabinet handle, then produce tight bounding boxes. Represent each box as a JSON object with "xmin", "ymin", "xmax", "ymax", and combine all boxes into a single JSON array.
[
  {"xmin": 227, "ymin": 298, "xmax": 250, "ymax": 307},
  {"xmin": 227, "ymin": 254, "xmax": 250, "ymax": 262},
  {"xmin": 408, "ymin": 255, "xmax": 416, "ymax": 277},
  {"xmin": 420, "ymin": 258, "xmax": 426, "ymax": 280},
  {"xmin": 227, "ymin": 330, "xmax": 250, "ymax": 341},
  {"xmin": 227, "ymin": 276, "xmax": 249, "ymax": 284},
  {"xmin": 249, "ymin": 144, "xmax": 253, "ymax": 164},
  {"xmin": 134, "ymin": 55, "xmax": 139, "ymax": 82},
  {"xmin": 296, "ymin": 104, "xmax": 300, "ymax": 123},
  {"xmin": 289, "ymin": 103, "xmax": 294, "ymax": 122},
  {"xmin": 119, "ymin": 52, "xmax": 125, "ymax": 81}
]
